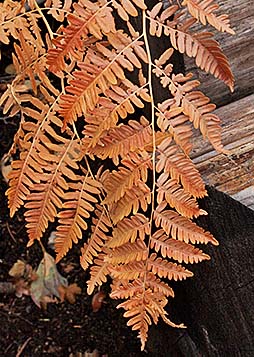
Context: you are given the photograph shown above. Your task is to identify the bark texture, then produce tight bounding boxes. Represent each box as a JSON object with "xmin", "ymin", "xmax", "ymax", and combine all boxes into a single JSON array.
[{"xmin": 147, "ymin": 187, "xmax": 254, "ymax": 356}]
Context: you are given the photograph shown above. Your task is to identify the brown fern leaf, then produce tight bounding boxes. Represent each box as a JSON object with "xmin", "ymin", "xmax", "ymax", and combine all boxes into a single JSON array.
[
  {"xmin": 0, "ymin": 1, "xmax": 27, "ymax": 46},
  {"xmin": 26, "ymin": 11, "xmax": 45, "ymax": 48},
  {"xmin": 156, "ymin": 103, "xmax": 193, "ymax": 155},
  {"xmin": 24, "ymin": 136, "xmax": 81, "ymax": 244},
  {"xmin": 115, "ymin": 289, "xmax": 184, "ymax": 350},
  {"xmin": 110, "ymin": 279, "xmax": 145, "ymax": 299},
  {"xmin": 117, "ymin": 292, "xmax": 151, "ymax": 351},
  {"xmin": 47, "ymin": 0, "xmax": 116, "ymax": 73},
  {"xmin": 143, "ymin": 131, "xmax": 173, "ymax": 154},
  {"xmin": 87, "ymin": 252, "xmax": 111, "ymax": 295},
  {"xmin": 0, "ymin": 82, "xmax": 32, "ymax": 117},
  {"xmin": 102, "ymin": 152, "xmax": 152, "ymax": 204},
  {"xmin": 151, "ymin": 229, "xmax": 210, "ymax": 264},
  {"xmin": 1, "ymin": 0, "xmax": 234, "ymax": 351},
  {"xmin": 145, "ymin": 272, "xmax": 175, "ymax": 297},
  {"xmin": 112, "ymin": 0, "xmax": 146, "ymax": 21},
  {"xmin": 106, "ymin": 239, "xmax": 148, "ymax": 265},
  {"xmin": 83, "ymin": 85, "xmax": 151, "ymax": 149},
  {"xmin": 174, "ymin": 78, "xmax": 215, "ymax": 129},
  {"xmin": 200, "ymin": 113, "xmax": 229, "ymax": 153},
  {"xmin": 82, "ymin": 99, "xmax": 118, "ymax": 148},
  {"xmin": 91, "ymin": 117, "xmax": 152, "ymax": 165},
  {"xmin": 108, "ymin": 213, "xmax": 150, "ymax": 248},
  {"xmin": 148, "ymin": 253, "xmax": 193, "ymax": 281},
  {"xmin": 80, "ymin": 205, "xmax": 111, "ymax": 271},
  {"xmin": 156, "ymin": 173, "xmax": 203, "ymax": 218},
  {"xmin": 109, "ymin": 181, "xmax": 152, "ymax": 224},
  {"xmin": 154, "ymin": 203, "xmax": 218, "ymax": 245},
  {"xmin": 12, "ymin": 31, "xmax": 46, "ymax": 94},
  {"xmin": 182, "ymin": 0, "xmax": 235, "ymax": 35},
  {"xmin": 149, "ymin": 6, "xmax": 234, "ymax": 91},
  {"xmin": 54, "ymin": 176, "xmax": 102, "ymax": 263},
  {"xmin": 156, "ymin": 137, "xmax": 206, "ymax": 198},
  {"xmin": 47, "ymin": 0, "xmax": 146, "ymax": 72},
  {"xmin": 110, "ymin": 261, "xmax": 146, "ymax": 280},
  {"xmin": 111, "ymin": 273, "xmax": 174, "ymax": 300},
  {"xmin": 58, "ymin": 32, "xmax": 147, "ymax": 127},
  {"xmin": 45, "ymin": 0, "xmax": 72, "ymax": 22},
  {"xmin": 158, "ymin": 79, "xmax": 226, "ymax": 154},
  {"xmin": 6, "ymin": 92, "xmax": 62, "ymax": 216},
  {"xmin": 179, "ymin": 81, "xmax": 227, "ymax": 152}
]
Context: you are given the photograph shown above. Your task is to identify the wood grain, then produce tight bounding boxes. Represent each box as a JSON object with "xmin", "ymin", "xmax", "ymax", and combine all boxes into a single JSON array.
[
  {"xmin": 191, "ymin": 94, "xmax": 254, "ymax": 209},
  {"xmin": 185, "ymin": 0, "xmax": 254, "ymax": 107}
]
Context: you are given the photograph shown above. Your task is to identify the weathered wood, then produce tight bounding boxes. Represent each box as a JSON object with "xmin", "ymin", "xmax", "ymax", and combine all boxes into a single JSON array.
[
  {"xmin": 191, "ymin": 94, "xmax": 254, "ymax": 210},
  {"xmin": 185, "ymin": 0, "xmax": 254, "ymax": 107},
  {"xmin": 147, "ymin": 187, "xmax": 254, "ymax": 356}
]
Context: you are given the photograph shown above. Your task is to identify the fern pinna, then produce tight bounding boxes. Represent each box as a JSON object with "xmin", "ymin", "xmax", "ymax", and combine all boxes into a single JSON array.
[{"xmin": 0, "ymin": 0, "xmax": 234, "ymax": 349}]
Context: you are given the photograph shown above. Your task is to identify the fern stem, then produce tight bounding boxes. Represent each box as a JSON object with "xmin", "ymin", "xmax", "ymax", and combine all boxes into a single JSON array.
[
  {"xmin": 32, "ymin": 0, "xmax": 54, "ymax": 40},
  {"xmin": 38, "ymin": 238, "xmax": 46, "ymax": 254},
  {"xmin": 142, "ymin": 9, "xmax": 156, "ymax": 291},
  {"xmin": 83, "ymin": 155, "xmax": 114, "ymax": 228},
  {"xmin": 1, "ymin": 8, "xmax": 72, "ymax": 27}
]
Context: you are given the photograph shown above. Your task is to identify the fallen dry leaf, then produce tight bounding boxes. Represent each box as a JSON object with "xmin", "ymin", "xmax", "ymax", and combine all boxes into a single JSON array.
[
  {"xmin": 58, "ymin": 283, "xmax": 82, "ymax": 304},
  {"xmin": 9, "ymin": 260, "xmax": 26, "ymax": 278},
  {"xmin": 92, "ymin": 291, "xmax": 106, "ymax": 312},
  {"xmin": 30, "ymin": 252, "xmax": 68, "ymax": 308},
  {"xmin": 8, "ymin": 253, "xmax": 81, "ymax": 307},
  {"xmin": 9, "ymin": 260, "xmax": 37, "ymax": 281},
  {"xmin": 40, "ymin": 295, "xmax": 58, "ymax": 310},
  {"xmin": 14, "ymin": 278, "xmax": 30, "ymax": 298},
  {"xmin": 8, "ymin": 259, "xmax": 37, "ymax": 297}
]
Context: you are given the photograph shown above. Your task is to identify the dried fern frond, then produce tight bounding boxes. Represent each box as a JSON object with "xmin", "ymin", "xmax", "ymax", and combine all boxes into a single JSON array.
[
  {"xmin": 47, "ymin": 1, "xmax": 116, "ymax": 73},
  {"xmin": 0, "ymin": 1, "xmax": 27, "ymax": 46},
  {"xmin": 101, "ymin": 151, "xmax": 152, "ymax": 204},
  {"xmin": 24, "ymin": 136, "xmax": 82, "ymax": 244},
  {"xmin": 109, "ymin": 181, "xmax": 152, "ymax": 224},
  {"xmin": 87, "ymin": 252, "xmax": 111, "ymax": 295},
  {"xmin": 83, "ymin": 85, "xmax": 151, "ymax": 148},
  {"xmin": 182, "ymin": 0, "xmax": 235, "ymax": 35},
  {"xmin": 156, "ymin": 72, "xmax": 226, "ymax": 153},
  {"xmin": 108, "ymin": 213, "xmax": 150, "ymax": 248},
  {"xmin": 80, "ymin": 205, "xmax": 111, "ymax": 270},
  {"xmin": 150, "ymin": 229, "xmax": 210, "ymax": 263},
  {"xmin": 148, "ymin": 253, "xmax": 194, "ymax": 281},
  {"xmin": 12, "ymin": 31, "xmax": 48, "ymax": 95},
  {"xmin": 154, "ymin": 203, "xmax": 218, "ymax": 245},
  {"xmin": 106, "ymin": 239, "xmax": 148, "ymax": 265},
  {"xmin": 0, "ymin": 81, "xmax": 32, "ymax": 117},
  {"xmin": 1, "ymin": 0, "xmax": 235, "ymax": 350},
  {"xmin": 156, "ymin": 173, "xmax": 203, "ymax": 218},
  {"xmin": 58, "ymin": 32, "xmax": 148, "ymax": 127},
  {"xmin": 148, "ymin": 4, "xmax": 234, "ymax": 91},
  {"xmin": 114, "ymin": 288, "xmax": 185, "ymax": 351},
  {"xmin": 90, "ymin": 117, "xmax": 152, "ymax": 165},
  {"xmin": 156, "ymin": 137, "xmax": 206, "ymax": 198},
  {"xmin": 55, "ymin": 176, "xmax": 102, "ymax": 263},
  {"xmin": 45, "ymin": 0, "xmax": 72, "ymax": 22}
]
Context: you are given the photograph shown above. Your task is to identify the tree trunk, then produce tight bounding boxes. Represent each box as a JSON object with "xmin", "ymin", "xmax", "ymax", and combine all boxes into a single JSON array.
[{"xmin": 147, "ymin": 187, "xmax": 254, "ymax": 356}]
